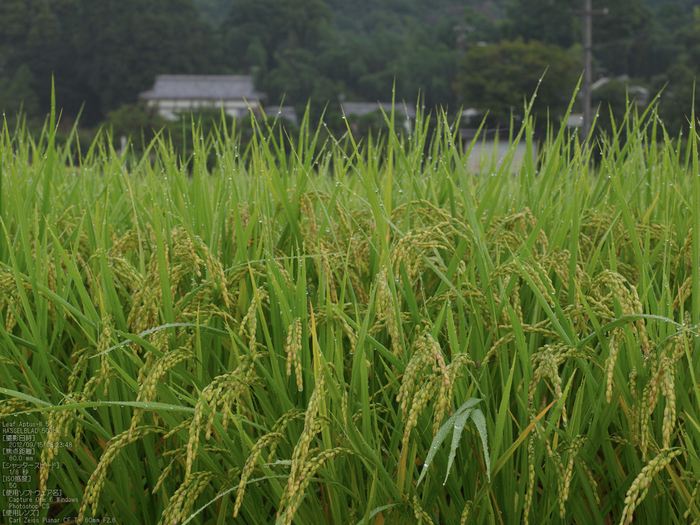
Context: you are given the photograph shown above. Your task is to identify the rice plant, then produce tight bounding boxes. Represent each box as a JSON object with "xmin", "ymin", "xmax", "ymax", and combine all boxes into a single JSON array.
[{"xmin": 1, "ymin": 93, "xmax": 699, "ymax": 525}]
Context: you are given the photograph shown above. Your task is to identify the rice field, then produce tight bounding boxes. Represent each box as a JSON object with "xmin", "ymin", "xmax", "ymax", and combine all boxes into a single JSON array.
[{"xmin": 1, "ymin": 94, "xmax": 700, "ymax": 525}]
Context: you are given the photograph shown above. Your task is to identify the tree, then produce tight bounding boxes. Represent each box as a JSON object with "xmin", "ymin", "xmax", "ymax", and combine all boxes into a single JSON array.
[
  {"xmin": 591, "ymin": 0, "xmax": 654, "ymax": 78},
  {"xmin": 220, "ymin": 0, "xmax": 332, "ymax": 73},
  {"xmin": 393, "ymin": 21, "xmax": 459, "ymax": 110},
  {"xmin": 67, "ymin": 0, "xmax": 220, "ymax": 124},
  {"xmin": 641, "ymin": 3, "xmax": 687, "ymax": 79},
  {"xmin": 672, "ymin": 6, "xmax": 700, "ymax": 69},
  {"xmin": 192, "ymin": 0, "xmax": 231, "ymax": 28},
  {"xmin": 502, "ymin": 0, "xmax": 654, "ymax": 79},
  {"xmin": 219, "ymin": 0, "xmax": 338, "ymax": 121},
  {"xmin": 0, "ymin": 0, "xmax": 66, "ymax": 118},
  {"xmin": 461, "ymin": 6, "xmax": 501, "ymax": 46},
  {"xmin": 501, "ymin": 0, "xmax": 578, "ymax": 49},
  {"xmin": 0, "ymin": 64, "xmax": 38, "ymax": 116},
  {"xmin": 655, "ymin": 63, "xmax": 700, "ymax": 135},
  {"xmin": 455, "ymin": 39, "xmax": 581, "ymax": 128},
  {"xmin": 0, "ymin": 0, "xmax": 220, "ymax": 125}
]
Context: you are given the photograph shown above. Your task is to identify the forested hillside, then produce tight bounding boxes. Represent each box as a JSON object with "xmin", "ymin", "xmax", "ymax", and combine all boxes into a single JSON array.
[{"xmin": 0, "ymin": 0, "xmax": 698, "ymax": 133}]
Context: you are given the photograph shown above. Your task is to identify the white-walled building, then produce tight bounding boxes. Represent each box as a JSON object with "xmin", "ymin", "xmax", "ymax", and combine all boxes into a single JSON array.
[{"xmin": 139, "ymin": 75, "xmax": 268, "ymax": 120}]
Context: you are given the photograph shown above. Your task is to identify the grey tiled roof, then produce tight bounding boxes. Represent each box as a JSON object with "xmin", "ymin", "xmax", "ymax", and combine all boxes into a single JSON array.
[
  {"xmin": 341, "ymin": 102, "xmax": 416, "ymax": 119},
  {"xmin": 139, "ymin": 75, "xmax": 267, "ymax": 101}
]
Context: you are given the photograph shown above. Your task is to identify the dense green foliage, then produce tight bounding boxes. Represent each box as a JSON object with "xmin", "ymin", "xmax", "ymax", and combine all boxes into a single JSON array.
[
  {"xmin": 2, "ymin": 0, "xmax": 699, "ymax": 135},
  {"xmin": 1, "ymin": 93, "xmax": 700, "ymax": 524},
  {"xmin": 0, "ymin": 0, "xmax": 220, "ymax": 124},
  {"xmin": 456, "ymin": 39, "xmax": 581, "ymax": 126}
]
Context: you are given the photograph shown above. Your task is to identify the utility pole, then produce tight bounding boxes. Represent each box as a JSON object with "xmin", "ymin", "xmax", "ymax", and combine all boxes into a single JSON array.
[
  {"xmin": 582, "ymin": 0, "xmax": 593, "ymax": 139},
  {"xmin": 571, "ymin": 1, "xmax": 607, "ymax": 140}
]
